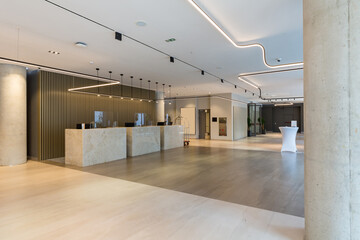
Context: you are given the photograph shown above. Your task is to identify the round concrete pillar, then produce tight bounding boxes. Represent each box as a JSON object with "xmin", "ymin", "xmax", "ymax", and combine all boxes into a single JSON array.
[
  {"xmin": 155, "ymin": 91, "xmax": 165, "ymax": 123},
  {"xmin": 304, "ymin": 0, "xmax": 360, "ymax": 239},
  {"xmin": 0, "ymin": 64, "xmax": 27, "ymax": 166}
]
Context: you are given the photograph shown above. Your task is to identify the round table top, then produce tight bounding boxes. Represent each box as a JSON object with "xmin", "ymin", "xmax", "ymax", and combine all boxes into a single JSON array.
[{"xmin": 279, "ymin": 126, "xmax": 299, "ymax": 133}]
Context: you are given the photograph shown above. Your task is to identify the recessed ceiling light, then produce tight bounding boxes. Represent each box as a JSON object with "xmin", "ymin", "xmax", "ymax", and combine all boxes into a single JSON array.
[
  {"xmin": 89, "ymin": 61, "xmax": 94, "ymax": 64},
  {"xmin": 165, "ymin": 38, "xmax": 176, "ymax": 43},
  {"xmin": 48, "ymin": 50, "xmax": 60, "ymax": 55},
  {"xmin": 136, "ymin": 21, "xmax": 146, "ymax": 27},
  {"xmin": 75, "ymin": 42, "xmax": 87, "ymax": 48}
]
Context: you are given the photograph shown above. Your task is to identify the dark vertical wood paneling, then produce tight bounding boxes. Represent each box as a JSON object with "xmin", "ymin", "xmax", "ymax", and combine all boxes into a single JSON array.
[{"xmin": 36, "ymin": 71, "xmax": 156, "ymax": 160}]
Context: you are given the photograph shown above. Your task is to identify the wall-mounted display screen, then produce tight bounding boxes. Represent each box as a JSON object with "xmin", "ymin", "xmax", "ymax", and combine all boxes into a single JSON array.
[{"xmin": 219, "ymin": 117, "xmax": 227, "ymax": 136}]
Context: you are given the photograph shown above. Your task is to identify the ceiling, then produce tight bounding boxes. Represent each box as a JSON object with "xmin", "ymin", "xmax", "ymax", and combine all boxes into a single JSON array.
[{"xmin": 0, "ymin": 0, "xmax": 303, "ymax": 101}]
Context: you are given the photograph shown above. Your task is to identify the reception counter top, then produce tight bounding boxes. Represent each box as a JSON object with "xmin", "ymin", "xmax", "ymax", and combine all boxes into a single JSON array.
[
  {"xmin": 65, "ymin": 128, "xmax": 126, "ymax": 167},
  {"xmin": 160, "ymin": 125, "xmax": 184, "ymax": 150},
  {"xmin": 126, "ymin": 126, "xmax": 160, "ymax": 157}
]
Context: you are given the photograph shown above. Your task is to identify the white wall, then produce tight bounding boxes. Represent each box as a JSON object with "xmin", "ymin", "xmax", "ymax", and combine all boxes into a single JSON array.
[
  {"xmin": 165, "ymin": 97, "xmax": 210, "ymax": 139},
  {"xmin": 232, "ymin": 93, "xmax": 248, "ymax": 140},
  {"xmin": 233, "ymin": 106, "xmax": 247, "ymax": 140},
  {"xmin": 165, "ymin": 94, "xmax": 247, "ymax": 140},
  {"xmin": 210, "ymin": 93, "xmax": 233, "ymax": 140}
]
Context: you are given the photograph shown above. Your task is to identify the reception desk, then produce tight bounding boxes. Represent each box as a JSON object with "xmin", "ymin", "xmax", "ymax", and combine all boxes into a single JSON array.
[
  {"xmin": 160, "ymin": 125, "xmax": 184, "ymax": 150},
  {"xmin": 65, "ymin": 128, "xmax": 127, "ymax": 167},
  {"xmin": 127, "ymin": 126, "xmax": 160, "ymax": 157}
]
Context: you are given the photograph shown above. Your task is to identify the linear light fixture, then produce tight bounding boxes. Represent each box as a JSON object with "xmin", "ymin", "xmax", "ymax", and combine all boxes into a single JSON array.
[
  {"xmin": 274, "ymin": 102, "xmax": 294, "ymax": 107},
  {"xmin": 187, "ymin": 0, "xmax": 304, "ymax": 69},
  {"xmin": 71, "ymin": 90, "xmax": 154, "ymax": 101},
  {"xmin": 238, "ymin": 76, "xmax": 259, "ymax": 89},
  {"xmin": 68, "ymin": 82, "xmax": 119, "ymax": 91}
]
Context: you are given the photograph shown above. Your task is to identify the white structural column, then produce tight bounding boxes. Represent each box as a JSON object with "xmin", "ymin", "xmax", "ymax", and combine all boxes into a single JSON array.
[
  {"xmin": 304, "ymin": 1, "xmax": 360, "ymax": 239},
  {"xmin": 155, "ymin": 91, "xmax": 165, "ymax": 123},
  {"xmin": 0, "ymin": 64, "xmax": 27, "ymax": 166}
]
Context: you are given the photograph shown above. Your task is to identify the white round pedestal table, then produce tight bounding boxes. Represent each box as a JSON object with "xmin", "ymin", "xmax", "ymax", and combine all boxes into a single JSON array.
[{"xmin": 279, "ymin": 127, "xmax": 299, "ymax": 152}]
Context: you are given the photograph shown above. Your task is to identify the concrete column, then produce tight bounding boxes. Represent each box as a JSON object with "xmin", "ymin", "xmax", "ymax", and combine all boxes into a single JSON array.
[
  {"xmin": 155, "ymin": 91, "xmax": 165, "ymax": 123},
  {"xmin": 304, "ymin": 1, "xmax": 360, "ymax": 239},
  {"xmin": 0, "ymin": 64, "xmax": 27, "ymax": 166}
]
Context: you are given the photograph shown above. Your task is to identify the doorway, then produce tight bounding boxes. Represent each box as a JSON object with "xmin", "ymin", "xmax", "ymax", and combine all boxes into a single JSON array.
[{"xmin": 199, "ymin": 109, "xmax": 210, "ymax": 139}]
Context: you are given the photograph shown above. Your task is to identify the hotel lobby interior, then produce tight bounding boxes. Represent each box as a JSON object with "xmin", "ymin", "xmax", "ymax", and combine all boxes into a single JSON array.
[{"xmin": 0, "ymin": 1, "xmax": 359, "ymax": 239}]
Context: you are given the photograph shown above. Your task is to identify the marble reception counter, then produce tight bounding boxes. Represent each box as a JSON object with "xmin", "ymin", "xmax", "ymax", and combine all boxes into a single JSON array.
[
  {"xmin": 160, "ymin": 125, "xmax": 184, "ymax": 150},
  {"xmin": 127, "ymin": 126, "xmax": 160, "ymax": 157},
  {"xmin": 65, "ymin": 128, "xmax": 126, "ymax": 167}
]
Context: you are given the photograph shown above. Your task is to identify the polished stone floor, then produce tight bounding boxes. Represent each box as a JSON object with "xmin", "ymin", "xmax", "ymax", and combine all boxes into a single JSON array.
[
  {"xmin": 61, "ymin": 133, "xmax": 304, "ymax": 217},
  {"xmin": 0, "ymin": 161, "xmax": 304, "ymax": 240},
  {"xmin": 1, "ymin": 133, "xmax": 305, "ymax": 239},
  {"xmin": 191, "ymin": 132, "xmax": 304, "ymax": 153}
]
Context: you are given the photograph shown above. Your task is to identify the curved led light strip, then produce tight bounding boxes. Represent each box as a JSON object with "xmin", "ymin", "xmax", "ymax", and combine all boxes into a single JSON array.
[
  {"xmin": 238, "ymin": 76, "xmax": 259, "ymax": 89},
  {"xmin": 188, "ymin": 0, "xmax": 304, "ymax": 69}
]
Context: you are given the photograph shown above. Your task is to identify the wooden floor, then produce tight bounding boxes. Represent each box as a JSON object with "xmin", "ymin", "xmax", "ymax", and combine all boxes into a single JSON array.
[
  {"xmin": 0, "ymin": 161, "xmax": 304, "ymax": 240},
  {"xmin": 60, "ymin": 142, "xmax": 304, "ymax": 217}
]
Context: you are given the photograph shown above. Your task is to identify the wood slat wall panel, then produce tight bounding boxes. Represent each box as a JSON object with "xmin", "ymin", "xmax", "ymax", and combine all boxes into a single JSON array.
[{"xmin": 34, "ymin": 71, "xmax": 156, "ymax": 160}]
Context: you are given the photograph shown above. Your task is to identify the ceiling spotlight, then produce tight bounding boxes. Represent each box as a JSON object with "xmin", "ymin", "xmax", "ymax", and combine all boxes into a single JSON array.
[
  {"xmin": 89, "ymin": 61, "xmax": 94, "ymax": 64},
  {"xmin": 201, "ymin": 70, "xmax": 204, "ymax": 75},
  {"xmin": 75, "ymin": 42, "xmax": 87, "ymax": 48},
  {"xmin": 136, "ymin": 21, "xmax": 146, "ymax": 27},
  {"xmin": 169, "ymin": 102, "xmax": 172, "ymax": 105},
  {"xmin": 115, "ymin": 32, "xmax": 122, "ymax": 41},
  {"xmin": 48, "ymin": 50, "xmax": 60, "ymax": 55},
  {"xmin": 121, "ymin": 97, "xmax": 124, "ymax": 100},
  {"xmin": 148, "ymin": 100, "xmax": 151, "ymax": 103},
  {"xmin": 276, "ymin": 58, "xmax": 282, "ymax": 63},
  {"xmin": 140, "ymin": 99, "xmax": 143, "ymax": 102},
  {"xmin": 220, "ymin": 79, "xmax": 224, "ymax": 83},
  {"xmin": 131, "ymin": 98, "xmax": 134, "ymax": 101},
  {"xmin": 109, "ymin": 96, "xmax": 112, "ymax": 98},
  {"xmin": 170, "ymin": 56, "xmax": 174, "ymax": 63},
  {"xmin": 97, "ymin": 94, "xmax": 100, "ymax": 97},
  {"xmin": 165, "ymin": 38, "xmax": 176, "ymax": 42}
]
